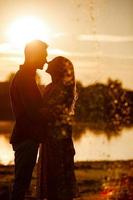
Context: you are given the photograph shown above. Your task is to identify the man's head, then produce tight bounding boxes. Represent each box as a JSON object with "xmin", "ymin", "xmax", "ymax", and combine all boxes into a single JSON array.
[{"xmin": 24, "ymin": 40, "xmax": 48, "ymax": 70}]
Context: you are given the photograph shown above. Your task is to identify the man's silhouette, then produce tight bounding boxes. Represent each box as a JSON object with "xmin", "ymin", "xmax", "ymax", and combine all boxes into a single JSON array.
[{"xmin": 10, "ymin": 40, "xmax": 48, "ymax": 200}]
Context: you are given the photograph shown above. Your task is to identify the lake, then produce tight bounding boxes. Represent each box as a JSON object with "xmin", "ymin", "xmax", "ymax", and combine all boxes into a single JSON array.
[{"xmin": 0, "ymin": 121, "xmax": 133, "ymax": 165}]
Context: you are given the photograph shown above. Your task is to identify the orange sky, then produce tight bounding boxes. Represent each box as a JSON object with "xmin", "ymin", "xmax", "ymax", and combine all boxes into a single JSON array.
[{"xmin": 0, "ymin": 0, "xmax": 133, "ymax": 89}]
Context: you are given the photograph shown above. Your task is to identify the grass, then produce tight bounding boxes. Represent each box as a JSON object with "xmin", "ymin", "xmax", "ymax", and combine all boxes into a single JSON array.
[{"xmin": 1, "ymin": 161, "xmax": 133, "ymax": 199}]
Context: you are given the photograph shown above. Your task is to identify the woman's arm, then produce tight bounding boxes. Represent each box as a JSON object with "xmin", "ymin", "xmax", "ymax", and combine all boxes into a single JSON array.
[{"xmin": 40, "ymin": 85, "xmax": 73, "ymax": 121}]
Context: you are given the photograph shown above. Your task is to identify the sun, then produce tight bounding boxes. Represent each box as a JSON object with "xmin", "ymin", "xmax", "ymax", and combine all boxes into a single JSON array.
[{"xmin": 7, "ymin": 16, "xmax": 51, "ymax": 48}]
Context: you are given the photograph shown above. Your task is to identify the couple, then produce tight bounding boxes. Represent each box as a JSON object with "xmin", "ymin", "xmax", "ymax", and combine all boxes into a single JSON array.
[{"xmin": 10, "ymin": 40, "xmax": 77, "ymax": 200}]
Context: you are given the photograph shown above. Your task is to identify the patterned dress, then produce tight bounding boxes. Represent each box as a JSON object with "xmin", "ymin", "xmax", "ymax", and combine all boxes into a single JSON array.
[{"xmin": 38, "ymin": 82, "xmax": 78, "ymax": 200}]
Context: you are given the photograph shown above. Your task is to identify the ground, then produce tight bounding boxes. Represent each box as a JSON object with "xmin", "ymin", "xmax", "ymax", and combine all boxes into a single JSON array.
[{"xmin": 0, "ymin": 160, "xmax": 133, "ymax": 200}]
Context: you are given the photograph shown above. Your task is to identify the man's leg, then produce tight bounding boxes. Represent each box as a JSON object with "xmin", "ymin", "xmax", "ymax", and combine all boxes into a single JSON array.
[{"xmin": 11, "ymin": 140, "xmax": 39, "ymax": 200}]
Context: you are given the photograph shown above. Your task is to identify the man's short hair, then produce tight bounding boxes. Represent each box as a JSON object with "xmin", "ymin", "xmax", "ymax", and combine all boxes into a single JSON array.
[{"xmin": 24, "ymin": 40, "xmax": 48, "ymax": 58}]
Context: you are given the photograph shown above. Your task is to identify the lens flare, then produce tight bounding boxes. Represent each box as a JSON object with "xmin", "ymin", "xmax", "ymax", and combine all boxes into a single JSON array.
[{"xmin": 7, "ymin": 16, "xmax": 51, "ymax": 48}]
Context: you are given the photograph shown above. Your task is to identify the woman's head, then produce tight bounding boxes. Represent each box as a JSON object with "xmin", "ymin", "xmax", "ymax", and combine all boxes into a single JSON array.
[
  {"xmin": 46, "ymin": 56, "xmax": 77, "ymax": 114},
  {"xmin": 46, "ymin": 56, "xmax": 75, "ymax": 86}
]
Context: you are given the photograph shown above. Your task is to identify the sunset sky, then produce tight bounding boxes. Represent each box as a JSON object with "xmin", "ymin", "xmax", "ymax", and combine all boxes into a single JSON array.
[{"xmin": 0, "ymin": 0, "xmax": 133, "ymax": 88}]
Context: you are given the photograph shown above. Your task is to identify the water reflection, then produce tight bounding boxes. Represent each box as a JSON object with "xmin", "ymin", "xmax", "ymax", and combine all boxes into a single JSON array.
[
  {"xmin": 0, "ymin": 121, "xmax": 133, "ymax": 165},
  {"xmin": 74, "ymin": 128, "xmax": 133, "ymax": 161},
  {"xmin": 0, "ymin": 135, "xmax": 14, "ymax": 165}
]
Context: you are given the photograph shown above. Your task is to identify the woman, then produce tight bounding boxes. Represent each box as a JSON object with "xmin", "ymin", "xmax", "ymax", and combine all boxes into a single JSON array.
[{"xmin": 38, "ymin": 56, "xmax": 78, "ymax": 200}]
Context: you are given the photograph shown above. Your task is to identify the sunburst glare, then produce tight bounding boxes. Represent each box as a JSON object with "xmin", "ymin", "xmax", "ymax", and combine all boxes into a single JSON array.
[{"xmin": 7, "ymin": 16, "xmax": 51, "ymax": 49}]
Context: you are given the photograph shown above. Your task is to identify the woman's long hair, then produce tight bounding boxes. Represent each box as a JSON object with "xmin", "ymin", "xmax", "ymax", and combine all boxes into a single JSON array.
[{"xmin": 49, "ymin": 56, "xmax": 77, "ymax": 114}]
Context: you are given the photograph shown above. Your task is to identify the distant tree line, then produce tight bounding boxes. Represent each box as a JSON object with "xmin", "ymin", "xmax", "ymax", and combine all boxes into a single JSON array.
[
  {"xmin": 0, "ymin": 81, "xmax": 13, "ymax": 120},
  {"xmin": 0, "ymin": 76, "xmax": 133, "ymax": 136},
  {"xmin": 74, "ymin": 79, "xmax": 133, "ymax": 137}
]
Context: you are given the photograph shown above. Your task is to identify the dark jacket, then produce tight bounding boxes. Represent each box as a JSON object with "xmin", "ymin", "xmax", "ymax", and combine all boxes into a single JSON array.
[{"xmin": 10, "ymin": 66, "xmax": 46, "ymax": 144}]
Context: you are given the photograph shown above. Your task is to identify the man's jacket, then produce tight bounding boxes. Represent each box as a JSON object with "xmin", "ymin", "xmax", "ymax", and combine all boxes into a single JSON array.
[{"xmin": 10, "ymin": 65, "xmax": 45, "ymax": 144}]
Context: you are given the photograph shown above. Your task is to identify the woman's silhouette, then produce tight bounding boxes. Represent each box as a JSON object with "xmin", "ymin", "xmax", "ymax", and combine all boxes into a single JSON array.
[{"xmin": 38, "ymin": 56, "xmax": 78, "ymax": 200}]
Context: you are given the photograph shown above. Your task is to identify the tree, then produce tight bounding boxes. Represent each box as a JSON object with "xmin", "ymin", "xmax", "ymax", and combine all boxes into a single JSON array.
[{"xmin": 75, "ymin": 79, "xmax": 132, "ymax": 138}]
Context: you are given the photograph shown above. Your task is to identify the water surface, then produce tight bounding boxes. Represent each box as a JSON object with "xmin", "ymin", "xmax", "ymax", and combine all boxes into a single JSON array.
[{"xmin": 0, "ymin": 121, "xmax": 133, "ymax": 165}]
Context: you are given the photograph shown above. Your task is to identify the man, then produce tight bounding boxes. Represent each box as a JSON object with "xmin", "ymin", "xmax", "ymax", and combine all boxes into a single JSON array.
[{"xmin": 10, "ymin": 40, "xmax": 48, "ymax": 200}]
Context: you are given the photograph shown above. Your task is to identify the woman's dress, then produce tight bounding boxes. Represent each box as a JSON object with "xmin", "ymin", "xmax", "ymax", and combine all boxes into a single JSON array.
[{"xmin": 38, "ymin": 83, "xmax": 77, "ymax": 200}]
